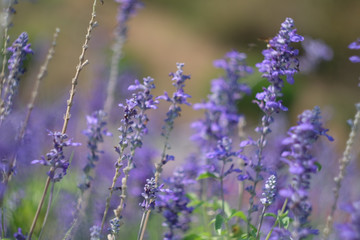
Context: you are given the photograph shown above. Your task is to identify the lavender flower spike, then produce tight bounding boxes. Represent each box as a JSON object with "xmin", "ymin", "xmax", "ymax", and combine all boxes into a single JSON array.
[
  {"xmin": 158, "ymin": 168, "xmax": 193, "ymax": 240},
  {"xmin": 0, "ymin": 32, "xmax": 32, "ymax": 122},
  {"xmin": 279, "ymin": 106, "xmax": 333, "ymax": 240},
  {"xmin": 31, "ymin": 131, "xmax": 80, "ymax": 182},
  {"xmin": 79, "ymin": 110, "xmax": 112, "ymax": 191},
  {"xmin": 256, "ymin": 17, "xmax": 304, "ymax": 92}
]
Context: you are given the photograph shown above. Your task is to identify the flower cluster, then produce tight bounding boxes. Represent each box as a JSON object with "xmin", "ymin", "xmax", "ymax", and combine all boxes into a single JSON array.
[
  {"xmin": 156, "ymin": 63, "xmax": 191, "ymax": 166},
  {"xmin": 14, "ymin": 228, "xmax": 26, "ymax": 240},
  {"xmin": 158, "ymin": 168, "xmax": 193, "ymax": 240},
  {"xmin": 89, "ymin": 225, "xmax": 101, "ymax": 240},
  {"xmin": 279, "ymin": 106, "xmax": 333, "ymax": 239},
  {"xmin": 140, "ymin": 177, "xmax": 162, "ymax": 211},
  {"xmin": 260, "ymin": 174, "xmax": 277, "ymax": 206},
  {"xmin": 158, "ymin": 63, "xmax": 191, "ymax": 133},
  {"xmin": 336, "ymin": 200, "xmax": 360, "ymax": 240},
  {"xmin": 254, "ymin": 17, "xmax": 303, "ymax": 120},
  {"xmin": 31, "ymin": 131, "xmax": 80, "ymax": 181},
  {"xmin": 79, "ymin": 110, "xmax": 112, "ymax": 191},
  {"xmin": 206, "ymin": 136, "xmax": 242, "ymax": 177},
  {"xmin": 0, "ymin": 32, "xmax": 32, "ymax": 122},
  {"xmin": 117, "ymin": 76, "xmax": 158, "ymax": 155},
  {"xmin": 256, "ymin": 17, "xmax": 304, "ymax": 91},
  {"xmin": 192, "ymin": 51, "xmax": 251, "ymax": 145}
]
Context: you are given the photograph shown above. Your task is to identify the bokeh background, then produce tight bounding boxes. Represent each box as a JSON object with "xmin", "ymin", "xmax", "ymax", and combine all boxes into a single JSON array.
[
  {"xmin": 3, "ymin": 0, "xmax": 360, "ymax": 238},
  {"xmin": 12, "ymin": 0, "xmax": 360, "ymax": 142}
]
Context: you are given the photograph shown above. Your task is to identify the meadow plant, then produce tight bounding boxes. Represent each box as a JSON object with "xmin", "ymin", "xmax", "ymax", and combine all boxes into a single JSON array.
[{"xmin": 1, "ymin": 1, "xmax": 360, "ymax": 240}]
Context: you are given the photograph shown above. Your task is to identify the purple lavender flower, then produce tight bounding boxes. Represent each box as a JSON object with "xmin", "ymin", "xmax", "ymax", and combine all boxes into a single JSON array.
[
  {"xmin": 206, "ymin": 137, "xmax": 242, "ymax": 177},
  {"xmin": 156, "ymin": 63, "xmax": 191, "ymax": 167},
  {"xmin": 0, "ymin": 32, "xmax": 33, "ymax": 121},
  {"xmin": 349, "ymin": 38, "xmax": 360, "ymax": 63},
  {"xmin": 157, "ymin": 63, "xmax": 191, "ymax": 127},
  {"xmin": 244, "ymin": 20, "xmax": 303, "ymax": 231},
  {"xmin": 14, "ymin": 228, "xmax": 26, "ymax": 240},
  {"xmin": 192, "ymin": 51, "xmax": 251, "ymax": 146},
  {"xmin": 90, "ymin": 225, "xmax": 101, "ymax": 240},
  {"xmin": 31, "ymin": 131, "xmax": 80, "ymax": 181},
  {"xmin": 158, "ymin": 168, "xmax": 193, "ymax": 240},
  {"xmin": 254, "ymin": 17, "xmax": 303, "ymax": 123},
  {"xmin": 260, "ymin": 174, "xmax": 277, "ymax": 206},
  {"xmin": 79, "ymin": 110, "xmax": 112, "ymax": 191},
  {"xmin": 336, "ymin": 200, "xmax": 360, "ymax": 240},
  {"xmin": 256, "ymin": 18, "xmax": 303, "ymax": 91},
  {"xmin": 279, "ymin": 106, "xmax": 333, "ymax": 239},
  {"xmin": 140, "ymin": 177, "xmax": 162, "ymax": 211},
  {"xmin": 117, "ymin": 76, "xmax": 158, "ymax": 153}
]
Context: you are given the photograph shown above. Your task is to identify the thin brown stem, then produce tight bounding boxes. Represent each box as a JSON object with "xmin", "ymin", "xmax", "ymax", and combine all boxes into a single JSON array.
[
  {"xmin": 323, "ymin": 108, "xmax": 360, "ymax": 238},
  {"xmin": 61, "ymin": 0, "xmax": 97, "ymax": 134},
  {"xmin": 27, "ymin": 0, "xmax": 99, "ymax": 238},
  {"xmin": 27, "ymin": 171, "xmax": 52, "ymax": 240}
]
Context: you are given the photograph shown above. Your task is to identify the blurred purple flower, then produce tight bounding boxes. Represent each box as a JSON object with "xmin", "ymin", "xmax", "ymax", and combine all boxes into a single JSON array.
[
  {"xmin": 14, "ymin": 227, "xmax": 26, "ymax": 240},
  {"xmin": 335, "ymin": 200, "xmax": 360, "ymax": 240},
  {"xmin": 79, "ymin": 110, "xmax": 112, "ymax": 191},
  {"xmin": 158, "ymin": 168, "xmax": 193, "ymax": 240},
  {"xmin": 300, "ymin": 36, "xmax": 333, "ymax": 73},
  {"xmin": 279, "ymin": 106, "xmax": 333, "ymax": 239},
  {"xmin": 192, "ymin": 51, "xmax": 251, "ymax": 146},
  {"xmin": 0, "ymin": 32, "xmax": 33, "ymax": 122},
  {"xmin": 349, "ymin": 38, "xmax": 360, "ymax": 63}
]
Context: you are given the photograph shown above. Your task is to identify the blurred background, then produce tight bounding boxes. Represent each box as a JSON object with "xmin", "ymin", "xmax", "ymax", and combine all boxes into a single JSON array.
[
  {"xmin": 3, "ymin": 0, "xmax": 360, "ymax": 238},
  {"xmin": 11, "ymin": 0, "xmax": 360, "ymax": 142}
]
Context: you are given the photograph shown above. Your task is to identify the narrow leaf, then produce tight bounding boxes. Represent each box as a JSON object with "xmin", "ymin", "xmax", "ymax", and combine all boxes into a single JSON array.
[{"xmin": 196, "ymin": 172, "xmax": 218, "ymax": 180}]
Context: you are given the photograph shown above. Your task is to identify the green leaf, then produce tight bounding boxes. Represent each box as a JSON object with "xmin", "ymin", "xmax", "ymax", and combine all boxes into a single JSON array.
[
  {"xmin": 230, "ymin": 210, "xmax": 247, "ymax": 222},
  {"xmin": 196, "ymin": 172, "xmax": 218, "ymax": 180},
  {"xmin": 280, "ymin": 216, "xmax": 291, "ymax": 229},
  {"xmin": 314, "ymin": 161, "xmax": 322, "ymax": 171},
  {"xmin": 183, "ymin": 233, "xmax": 202, "ymax": 240},
  {"xmin": 215, "ymin": 214, "xmax": 224, "ymax": 231},
  {"xmin": 224, "ymin": 202, "xmax": 232, "ymax": 218},
  {"xmin": 264, "ymin": 212, "xmax": 277, "ymax": 219}
]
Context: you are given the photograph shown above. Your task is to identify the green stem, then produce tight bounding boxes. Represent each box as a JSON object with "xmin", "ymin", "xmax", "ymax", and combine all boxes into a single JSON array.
[
  {"xmin": 27, "ymin": 173, "xmax": 53, "ymax": 240},
  {"xmin": 38, "ymin": 181, "xmax": 55, "ymax": 240},
  {"xmin": 256, "ymin": 206, "xmax": 267, "ymax": 239},
  {"xmin": 265, "ymin": 198, "xmax": 288, "ymax": 240}
]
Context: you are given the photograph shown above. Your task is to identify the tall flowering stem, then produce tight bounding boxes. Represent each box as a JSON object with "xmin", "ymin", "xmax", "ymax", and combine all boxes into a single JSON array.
[
  {"xmin": 103, "ymin": 0, "xmax": 143, "ymax": 114},
  {"xmin": 207, "ymin": 137, "xmax": 241, "ymax": 214},
  {"xmin": 323, "ymin": 39, "xmax": 360, "ymax": 238},
  {"xmin": 246, "ymin": 18, "xmax": 303, "ymax": 233},
  {"xmin": 192, "ymin": 51, "xmax": 251, "ymax": 159},
  {"xmin": 63, "ymin": 110, "xmax": 111, "ymax": 240},
  {"xmin": 138, "ymin": 63, "xmax": 191, "ymax": 240},
  {"xmin": 0, "ymin": 32, "xmax": 32, "ymax": 124},
  {"xmin": 27, "ymin": 1, "xmax": 100, "ymax": 238},
  {"xmin": 0, "ymin": 29, "xmax": 58, "ymax": 227},
  {"xmin": 279, "ymin": 106, "xmax": 333, "ymax": 240},
  {"xmin": 101, "ymin": 76, "xmax": 158, "ymax": 235}
]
